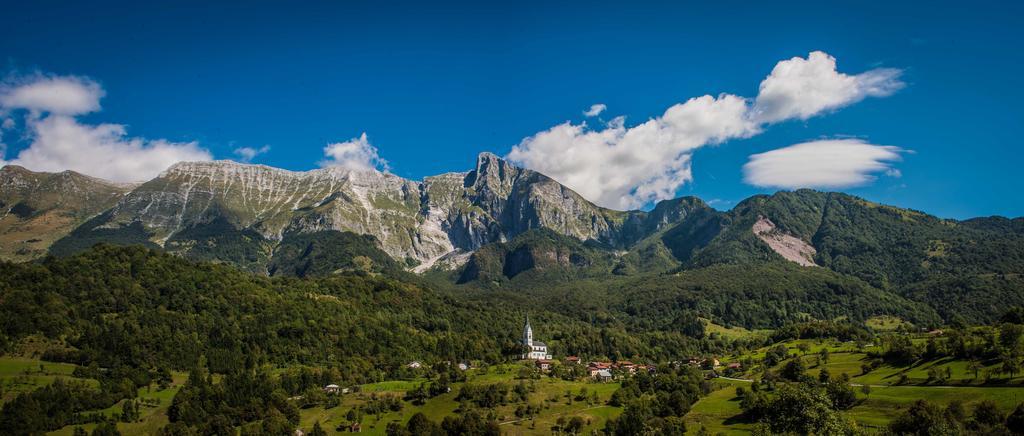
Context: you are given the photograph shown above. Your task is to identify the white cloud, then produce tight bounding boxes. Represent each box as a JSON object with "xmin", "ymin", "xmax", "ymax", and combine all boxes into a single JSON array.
[
  {"xmin": 0, "ymin": 73, "xmax": 212, "ymax": 181},
  {"xmin": 0, "ymin": 120, "xmax": 7, "ymax": 167},
  {"xmin": 583, "ymin": 103, "xmax": 607, "ymax": 117},
  {"xmin": 233, "ymin": 145, "xmax": 270, "ymax": 162},
  {"xmin": 0, "ymin": 74, "xmax": 104, "ymax": 115},
  {"xmin": 319, "ymin": 133, "xmax": 388, "ymax": 172},
  {"xmin": 8, "ymin": 115, "xmax": 210, "ymax": 181},
  {"xmin": 507, "ymin": 51, "xmax": 904, "ymax": 210},
  {"xmin": 742, "ymin": 139, "xmax": 903, "ymax": 189},
  {"xmin": 751, "ymin": 51, "xmax": 903, "ymax": 123},
  {"xmin": 511, "ymin": 95, "xmax": 757, "ymax": 209}
]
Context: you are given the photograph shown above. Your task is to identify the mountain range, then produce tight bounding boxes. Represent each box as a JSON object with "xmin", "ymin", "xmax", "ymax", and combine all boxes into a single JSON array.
[
  {"xmin": 1, "ymin": 153, "xmax": 697, "ymax": 270},
  {"xmin": 2, "ymin": 153, "xmax": 1023, "ymax": 324}
]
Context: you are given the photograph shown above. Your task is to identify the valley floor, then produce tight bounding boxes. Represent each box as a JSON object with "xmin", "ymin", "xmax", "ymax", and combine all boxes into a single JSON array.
[{"xmin": 3, "ymin": 336, "xmax": 1022, "ymax": 434}]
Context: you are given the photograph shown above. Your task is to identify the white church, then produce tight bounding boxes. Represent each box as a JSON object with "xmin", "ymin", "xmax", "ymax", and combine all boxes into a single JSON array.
[{"xmin": 522, "ymin": 316, "xmax": 553, "ymax": 360}]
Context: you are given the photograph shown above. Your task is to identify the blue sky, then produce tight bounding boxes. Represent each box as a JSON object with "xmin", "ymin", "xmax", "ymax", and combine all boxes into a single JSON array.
[{"xmin": 0, "ymin": 1, "xmax": 1021, "ymax": 218}]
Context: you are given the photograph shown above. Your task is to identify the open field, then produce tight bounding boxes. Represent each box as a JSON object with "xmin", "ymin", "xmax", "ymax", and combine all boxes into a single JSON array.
[
  {"xmin": 688, "ymin": 334, "xmax": 1024, "ymax": 434},
  {"xmin": 3, "ymin": 356, "xmax": 621, "ymax": 435},
  {"xmin": 297, "ymin": 364, "xmax": 623, "ymax": 435},
  {"xmin": 865, "ymin": 315, "xmax": 912, "ymax": 332},
  {"xmin": 681, "ymin": 377, "xmax": 1024, "ymax": 434},
  {"xmin": 47, "ymin": 381, "xmax": 184, "ymax": 436},
  {"xmin": 724, "ymin": 338, "xmax": 1024, "ymax": 387},
  {"xmin": 0, "ymin": 357, "xmax": 97, "ymax": 403},
  {"xmin": 0, "ymin": 360, "xmax": 190, "ymax": 436},
  {"xmin": 702, "ymin": 319, "xmax": 771, "ymax": 342},
  {"xmin": 848, "ymin": 385, "xmax": 1024, "ymax": 428},
  {"xmin": 683, "ymin": 379, "xmax": 753, "ymax": 435}
]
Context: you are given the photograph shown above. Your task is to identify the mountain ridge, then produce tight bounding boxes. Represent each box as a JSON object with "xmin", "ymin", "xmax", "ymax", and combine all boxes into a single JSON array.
[
  {"xmin": 3, "ymin": 156, "xmax": 1024, "ymax": 324},
  {"xmin": 2, "ymin": 155, "xmax": 1021, "ymax": 281},
  {"xmin": 3, "ymin": 154, "xmax": 710, "ymax": 269},
  {"xmin": 0, "ymin": 165, "xmax": 135, "ymax": 261}
]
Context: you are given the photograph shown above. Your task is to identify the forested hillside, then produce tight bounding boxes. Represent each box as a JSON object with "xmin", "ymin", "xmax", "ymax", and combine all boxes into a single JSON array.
[
  {"xmin": 5, "ymin": 159, "xmax": 1022, "ymax": 327},
  {"xmin": 451, "ymin": 190, "xmax": 1024, "ymax": 325},
  {"xmin": 0, "ymin": 243, "xmax": 1020, "ymax": 435},
  {"xmin": 0, "ymin": 245, "xmax": 724, "ymax": 374}
]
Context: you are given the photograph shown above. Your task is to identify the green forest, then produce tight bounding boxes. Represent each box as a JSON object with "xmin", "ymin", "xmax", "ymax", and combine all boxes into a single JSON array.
[
  {"xmin": 3, "ymin": 187, "xmax": 1024, "ymax": 435},
  {"xmin": 0, "ymin": 242, "xmax": 1023, "ymax": 435}
]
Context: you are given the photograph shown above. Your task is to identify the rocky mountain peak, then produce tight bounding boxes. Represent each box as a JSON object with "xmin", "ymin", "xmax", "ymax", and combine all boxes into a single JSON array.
[
  {"xmin": 466, "ymin": 152, "xmax": 525, "ymax": 193},
  {"xmin": 3, "ymin": 154, "xmax": 699, "ymax": 271}
]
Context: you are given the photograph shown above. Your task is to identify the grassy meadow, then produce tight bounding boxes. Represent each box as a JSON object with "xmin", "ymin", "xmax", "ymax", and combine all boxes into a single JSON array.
[
  {"xmin": 0, "ymin": 358, "xmax": 621, "ymax": 436},
  {"xmin": 296, "ymin": 364, "xmax": 622, "ymax": 435},
  {"xmin": 693, "ymin": 333, "xmax": 1024, "ymax": 433},
  {"xmin": 2, "ymin": 321, "xmax": 1020, "ymax": 435}
]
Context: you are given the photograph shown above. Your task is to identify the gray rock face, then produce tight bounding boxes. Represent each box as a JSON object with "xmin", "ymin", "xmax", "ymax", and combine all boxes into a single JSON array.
[{"xmin": 5, "ymin": 153, "xmax": 700, "ymax": 270}]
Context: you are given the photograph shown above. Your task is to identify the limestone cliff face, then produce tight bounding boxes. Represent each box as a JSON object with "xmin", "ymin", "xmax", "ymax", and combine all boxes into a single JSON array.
[
  {"xmin": 101, "ymin": 160, "xmax": 450, "ymax": 264},
  {"xmin": 5, "ymin": 153, "xmax": 698, "ymax": 271}
]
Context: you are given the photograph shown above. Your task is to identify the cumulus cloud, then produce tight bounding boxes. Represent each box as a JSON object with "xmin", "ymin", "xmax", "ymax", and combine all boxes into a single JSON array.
[
  {"xmin": 510, "ymin": 95, "xmax": 757, "ymax": 208},
  {"xmin": 743, "ymin": 139, "xmax": 903, "ymax": 189},
  {"xmin": 7, "ymin": 115, "xmax": 211, "ymax": 181},
  {"xmin": 507, "ymin": 51, "xmax": 904, "ymax": 210},
  {"xmin": 0, "ymin": 73, "xmax": 212, "ymax": 181},
  {"xmin": 319, "ymin": 133, "xmax": 388, "ymax": 172},
  {"xmin": 751, "ymin": 51, "xmax": 903, "ymax": 123},
  {"xmin": 0, "ymin": 74, "xmax": 105, "ymax": 115},
  {"xmin": 233, "ymin": 145, "xmax": 270, "ymax": 162},
  {"xmin": 583, "ymin": 103, "xmax": 607, "ymax": 117}
]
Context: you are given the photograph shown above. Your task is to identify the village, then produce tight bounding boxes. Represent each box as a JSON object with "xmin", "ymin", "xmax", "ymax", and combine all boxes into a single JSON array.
[
  {"xmin": 519, "ymin": 316, "xmax": 740, "ymax": 380},
  {"xmin": 314, "ymin": 317, "xmax": 741, "ymax": 398},
  {"xmin": 283, "ymin": 317, "xmax": 743, "ymax": 434}
]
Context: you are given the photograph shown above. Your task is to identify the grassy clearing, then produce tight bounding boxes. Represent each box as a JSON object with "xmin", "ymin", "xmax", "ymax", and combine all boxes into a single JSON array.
[
  {"xmin": 0, "ymin": 357, "xmax": 98, "ymax": 404},
  {"xmin": 1, "ymin": 357, "xmax": 619, "ymax": 436},
  {"xmin": 866, "ymin": 315, "xmax": 912, "ymax": 332},
  {"xmin": 683, "ymin": 379, "xmax": 752, "ymax": 435},
  {"xmin": 702, "ymin": 319, "xmax": 770, "ymax": 342},
  {"xmin": 696, "ymin": 335, "xmax": 1024, "ymax": 433},
  {"xmin": 726, "ymin": 338, "xmax": 1024, "ymax": 387},
  {"xmin": 44, "ymin": 370, "xmax": 188, "ymax": 436},
  {"xmin": 297, "ymin": 364, "xmax": 622, "ymax": 435},
  {"xmin": 360, "ymin": 379, "xmax": 428, "ymax": 393},
  {"xmin": 680, "ymin": 376, "xmax": 1024, "ymax": 433},
  {"xmin": 849, "ymin": 385, "xmax": 1024, "ymax": 428}
]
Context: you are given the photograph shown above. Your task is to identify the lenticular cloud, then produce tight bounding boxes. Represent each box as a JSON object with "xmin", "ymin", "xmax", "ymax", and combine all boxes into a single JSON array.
[{"xmin": 743, "ymin": 139, "xmax": 903, "ymax": 189}]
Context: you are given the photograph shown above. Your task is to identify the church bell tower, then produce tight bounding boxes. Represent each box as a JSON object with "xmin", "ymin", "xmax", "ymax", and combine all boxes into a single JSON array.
[{"xmin": 523, "ymin": 315, "xmax": 533, "ymax": 347}]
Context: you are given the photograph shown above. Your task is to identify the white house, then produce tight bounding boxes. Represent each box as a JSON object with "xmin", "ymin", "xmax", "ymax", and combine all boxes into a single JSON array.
[{"xmin": 522, "ymin": 316, "xmax": 553, "ymax": 360}]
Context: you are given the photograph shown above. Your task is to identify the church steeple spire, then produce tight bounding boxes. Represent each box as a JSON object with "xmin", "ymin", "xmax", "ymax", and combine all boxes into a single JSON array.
[{"xmin": 523, "ymin": 314, "xmax": 533, "ymax": 347}]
